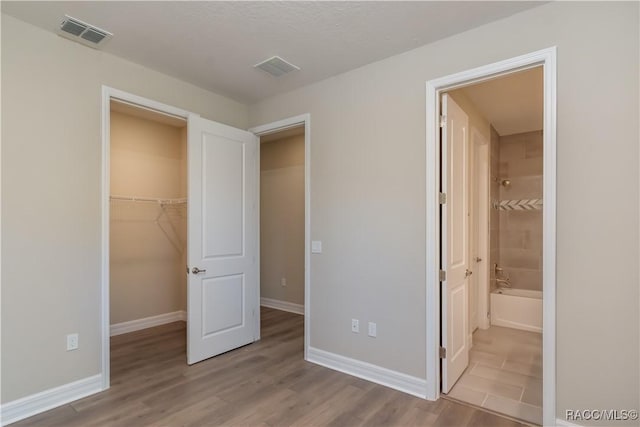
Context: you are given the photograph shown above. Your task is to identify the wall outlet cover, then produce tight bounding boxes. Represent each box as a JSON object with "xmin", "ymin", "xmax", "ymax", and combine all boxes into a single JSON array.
[
  {"xmin": 368, "ymin": 322, "xmax": 377, "ymax": 337},
  {"xmin": 66, "ymin": 333, "xmax": 79, "ymax": 351}
]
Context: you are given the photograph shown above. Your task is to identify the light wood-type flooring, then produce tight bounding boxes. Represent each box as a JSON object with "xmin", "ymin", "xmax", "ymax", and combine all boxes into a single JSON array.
[{"xmin": 14, "ymin": 308, "xmax": 529, "ymax": 426}]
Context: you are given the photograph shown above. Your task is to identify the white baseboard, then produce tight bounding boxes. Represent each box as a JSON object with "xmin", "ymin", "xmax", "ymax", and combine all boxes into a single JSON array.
[
  {"xmin": 110, "ymin": 310, "xmax": 186, "ymax": 336},
  {"xmin": 555, "ymin": 418, "xmax": 583, "ymax": 426},
  {"xmin": 1, "ymin": 374, "xmax": 103, "ymax": 426},
  {"xmin": 307, "ymin": 347, "xmax": 427, "ymax": 399},
  {"xmin": 260, "ymin": 297, "xmax": 304, "ymax": 315}
]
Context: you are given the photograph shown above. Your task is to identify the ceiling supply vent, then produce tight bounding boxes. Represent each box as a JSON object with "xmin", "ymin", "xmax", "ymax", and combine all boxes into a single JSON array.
[
  {"xmin": 58, "ymin": 15, "xmax": 112, "ymax": 49},
  {"xmin": 254, "ymin": 56, "xmax": 300, "ymax": 77}
]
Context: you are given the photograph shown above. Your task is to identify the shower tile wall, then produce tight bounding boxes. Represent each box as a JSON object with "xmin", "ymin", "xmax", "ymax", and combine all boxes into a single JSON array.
[
  {"xmin": 498, "ymin": 130, "xmax": 543, "ymax": 291},
  {"xmin": 489, "ymin": 125, "xmax": 501, "ymax": 291}
]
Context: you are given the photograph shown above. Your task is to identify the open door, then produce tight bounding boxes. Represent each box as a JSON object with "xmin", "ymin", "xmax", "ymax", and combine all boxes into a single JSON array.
[
  {"xmin": 187, "ymin": 115, "xmax": 259, "ymax": 365},
  {"xmin": 441, "ymin": 94, "xmax": 470, "ymax": 393}
]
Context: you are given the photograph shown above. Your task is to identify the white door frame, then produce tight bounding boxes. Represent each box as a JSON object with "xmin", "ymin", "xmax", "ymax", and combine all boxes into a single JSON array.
[
  {"xmin": 425, "ymin": 47, "xmax": 556, "ymax": 426},
  {"xmin": 100, "ymin": 86, "xmax": 191, "ymax": 391},
  {"xmin": 471, "ymin": 128, "xmax": 490, "ymax": 331},
  {"xmin": 249, "ymin": 115, "xmax": 311, "ymax": 360}
]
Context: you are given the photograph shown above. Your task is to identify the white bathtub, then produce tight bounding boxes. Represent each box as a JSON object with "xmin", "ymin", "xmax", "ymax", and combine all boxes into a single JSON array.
[{"xmin": 490, "ymin": 288, "xmax": 542, "ymax": 333}]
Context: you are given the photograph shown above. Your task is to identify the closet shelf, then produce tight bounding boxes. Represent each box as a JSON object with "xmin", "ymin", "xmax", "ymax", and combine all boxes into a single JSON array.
[
  {"xmin": 110, "ymin": 194, "xmax": 186, "ymax": 254},
  {"xmin": 110, "ymin": 195, "xmax": 187, "ymax": 205}
]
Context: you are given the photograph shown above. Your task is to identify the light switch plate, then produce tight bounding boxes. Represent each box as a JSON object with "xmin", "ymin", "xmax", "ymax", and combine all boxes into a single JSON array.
[{"xmin": 311, "ymin": 240, "xmax": 322, "ymax": 253}]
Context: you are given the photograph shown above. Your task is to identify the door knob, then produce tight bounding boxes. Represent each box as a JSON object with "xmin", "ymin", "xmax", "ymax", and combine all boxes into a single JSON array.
[
  {"xmin": 465, "ymin": 269, "xmax": 473, "ymax": 277},
  {"xmin": 192, "ymin": 267, "xmax": 207, "ymax": 274},
  {"xmin": 475, "ymin": 257, "xmax": 482, "ymax": 263}
]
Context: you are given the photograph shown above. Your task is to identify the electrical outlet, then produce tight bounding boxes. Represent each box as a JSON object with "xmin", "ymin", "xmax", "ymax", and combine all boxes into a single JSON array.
[
  {"xmin": 66, "ymin": 333, "xmax": 79, "ymax": 351},
  {"xmin": 351, "ymin": 319, "xmax": 359, "ymax": 333},
  {"xmin": 368, "ymin": 322, "xmax": 377, "ymax": 337},
  {"xmin": 281, "ymin": 277, "xmax": 287, "ymax": 287}
]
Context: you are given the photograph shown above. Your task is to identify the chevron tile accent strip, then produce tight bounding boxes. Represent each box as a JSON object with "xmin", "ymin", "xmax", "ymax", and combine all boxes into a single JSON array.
[{"xmin": 495, "ymin": 199, "xmax": 543, "ymax": 211}]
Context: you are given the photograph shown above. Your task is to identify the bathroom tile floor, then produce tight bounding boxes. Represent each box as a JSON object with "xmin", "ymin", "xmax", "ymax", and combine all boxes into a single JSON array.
[{"xmin": 447, "ymin": 326, "xmax": 542, "ymax": 425}]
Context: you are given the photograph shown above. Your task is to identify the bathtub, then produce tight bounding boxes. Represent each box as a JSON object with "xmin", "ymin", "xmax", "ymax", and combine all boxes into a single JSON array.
[{"xmin": 490, "ymin": 288, "xmax": 542, "ymax": 333}]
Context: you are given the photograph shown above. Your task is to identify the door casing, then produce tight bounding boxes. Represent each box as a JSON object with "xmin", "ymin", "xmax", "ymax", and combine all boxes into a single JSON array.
[{"xmin": 425, "ymin": 47, "xmax": 556, "ymax": 426}]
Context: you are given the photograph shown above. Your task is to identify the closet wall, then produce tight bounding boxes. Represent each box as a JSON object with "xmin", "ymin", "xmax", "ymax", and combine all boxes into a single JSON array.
[
  {"xmin": 110, "ymin": 109, "xmax": 187, "ymax": 325},
  {"xmin": 260, "ymin": 133, "xmax": 305, "ymax": 306}
]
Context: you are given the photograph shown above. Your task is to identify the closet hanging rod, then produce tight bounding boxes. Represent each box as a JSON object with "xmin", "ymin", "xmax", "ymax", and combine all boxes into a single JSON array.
[{"xmin": 110, "ymin": 195, "xmax": 187, "ymax": 205}]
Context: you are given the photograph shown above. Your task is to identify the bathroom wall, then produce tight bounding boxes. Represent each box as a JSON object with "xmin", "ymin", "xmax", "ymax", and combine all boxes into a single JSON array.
[
  {"xmin": 489, "ymin": 125, "xmax": 501, "ymax": 291},
  {"xmin": 497, "ymin": 130, "xmax": 543, "ymax": 291},
  {"xmin": 260, "ymin": 134, "xmax": 305, "ymax": 306}
]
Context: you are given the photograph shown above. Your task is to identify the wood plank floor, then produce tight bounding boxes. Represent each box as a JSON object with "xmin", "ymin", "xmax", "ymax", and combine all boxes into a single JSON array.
[{"xmin": 15, "ymin": 308, "xmax": 528, "ymax": 426}]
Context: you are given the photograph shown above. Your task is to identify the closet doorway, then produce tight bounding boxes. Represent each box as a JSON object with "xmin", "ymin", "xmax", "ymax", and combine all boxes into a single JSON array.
[
  {"xmin": 108, "ymin": 99, "xmax": 188, "ymax": 364},
  {"xmin": 259, "ymin": 125, "xmax": 306, "ymax": 315},
  {"xmin": 101, "ymin": 88, "xmax": 262, "ymax": 388}
]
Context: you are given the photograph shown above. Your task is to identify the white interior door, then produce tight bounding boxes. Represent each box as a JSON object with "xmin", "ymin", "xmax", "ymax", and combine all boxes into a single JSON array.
[
  {"xmin": 441, "ymin": 94, "xmax": 470, "ymax": 393},
  {"xmin": 187, "ymin": 115, "xmax": 259, "ymax": 365}
]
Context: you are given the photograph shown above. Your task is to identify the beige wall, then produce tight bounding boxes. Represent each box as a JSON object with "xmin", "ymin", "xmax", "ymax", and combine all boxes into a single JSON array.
[
  {"xmin": 260, "ymin": 135, "xmax": 305, "ymax": 305},
  {"xmin": 1, "ymin": 14, "xmax": 247, "ymax": 403},
  {"xmin": 498, "ymin": 131, "xmax": 543, "ymax": 291},
  {"xmin": 249, "ymin": 2, "xmax": 639, "ymax": 423},
  {"xmin": 110, "ymin": 111, "xmax": 187, "ymax": 324}
]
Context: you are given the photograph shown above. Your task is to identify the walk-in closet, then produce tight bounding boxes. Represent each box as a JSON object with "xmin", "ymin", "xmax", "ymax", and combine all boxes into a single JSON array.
[{"xmin": 109, "ymin": 100, "xmax": 187, "ymax": 341}]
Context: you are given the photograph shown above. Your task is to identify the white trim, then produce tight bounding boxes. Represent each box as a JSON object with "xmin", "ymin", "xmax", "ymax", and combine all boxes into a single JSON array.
[
  {"xmin": 260, "ymin": 298, "xmax": 304, "ymax": 315},
  {"xmin": 307, "ymin": 347, "xmax": 427, "ymax": 399},
  {"xmin": 555, "ymin": 419, "xmax": 584, "ymax": 427},
  {"xmin": 249, "ymin": 114, "xmax": 311, "ymax": 361},
  {"xmin": 425, "ymin": 47, "xmax": 557, "ymax": 427},
  {"xmin": 110, "ymin": 311, "xmax": 187, "ymax": 336},
  {"xmin": 0, "ymin": 374, "xmax": 102, "ymax": 426},
  {"xmin": 101, "ymin": 86, "xmax": 191, "ymax": 392}
]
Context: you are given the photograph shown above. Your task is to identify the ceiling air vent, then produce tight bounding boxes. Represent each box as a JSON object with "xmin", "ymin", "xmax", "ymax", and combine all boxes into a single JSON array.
[
  {"xmin": 59, "ymin": 15, "xmax": 112, "ymax": 49},
  {"xmin": 254, "ymin": 56, "xmax": 300, "ymax": 77}
]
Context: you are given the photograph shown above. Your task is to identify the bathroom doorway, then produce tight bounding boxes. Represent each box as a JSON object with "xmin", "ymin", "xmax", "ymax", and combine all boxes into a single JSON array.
[
  {"xmin": 425, "ymin": 48, "xmax": 557, "ymax": 426},
  {"xmin": 442, "ymin": 67, "xmax": 544, "ymax": 424}
]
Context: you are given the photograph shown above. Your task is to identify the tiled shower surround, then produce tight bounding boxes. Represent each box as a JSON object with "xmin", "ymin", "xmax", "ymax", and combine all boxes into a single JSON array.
[{"xmin": 493, "ymin": 130, "xmax": 543, "ymax": 291}]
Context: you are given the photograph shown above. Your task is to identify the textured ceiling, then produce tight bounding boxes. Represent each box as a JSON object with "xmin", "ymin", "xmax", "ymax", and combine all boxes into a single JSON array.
[
  {"xmin": 2, "ymin": 1, "xmax": 544, "ymax": 104},
  {"xmin": 457, "ymin": 67, "xmax": 543, "ymax": 136}
]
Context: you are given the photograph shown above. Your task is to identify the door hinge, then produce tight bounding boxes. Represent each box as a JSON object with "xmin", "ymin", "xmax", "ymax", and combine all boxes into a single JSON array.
[
  {"xmin": 439, "ymin": 192, "xmax": 447, "ymax": 204},
  {"xmin": 439, "ymin": 115, "xmax": 446, "ymax": 128},
  {"xmin": 439, "ymin": 346, "xmax": 446, "ymax": 359},
  {"xmin": 439, "ymin": 270, "xmax": 446, "ymax": 281},
  {"xmin": 186, "ymin": 265, "xmax": 189, "ymax": 274}
]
